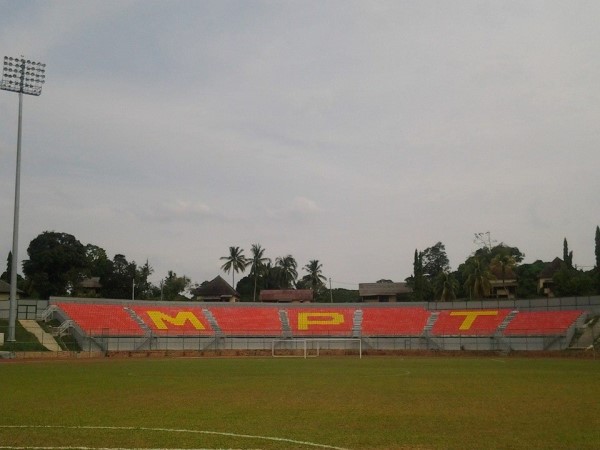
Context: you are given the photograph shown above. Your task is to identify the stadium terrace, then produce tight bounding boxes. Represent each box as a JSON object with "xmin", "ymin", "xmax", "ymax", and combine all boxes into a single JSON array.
[{"xmin": 34, "ymin": 296, "xmax": 600, "ymax": 355}]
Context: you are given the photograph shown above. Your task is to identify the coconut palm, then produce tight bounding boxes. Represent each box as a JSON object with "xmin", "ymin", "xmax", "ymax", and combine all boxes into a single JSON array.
[
  {"xmin": 220, "ymin": 246, "xmax": 248, "ymax": 288},
  {"xmin": 275, "ymin": 255, "xmax": 298, "ymax": 288},
  {"xmin": 301, "ymin": 259, "xmax": 327, "ymax": 294},
  {"xmin": 490, "ymin": 252, "xmax": 517, "ymax": 297},
  {"xmin": 463, "ymin": 257, "xmax": 494, "ymax": 300},
  {"xmin": 249, "ymin": 243, "xmax": 270, "ymax": 302},
  {"xmin": 435, "ymin": 271, "xmax": 458, "ymax": 302}
]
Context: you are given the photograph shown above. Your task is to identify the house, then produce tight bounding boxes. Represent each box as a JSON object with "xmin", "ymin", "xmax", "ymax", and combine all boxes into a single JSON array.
[
  {"xmin": 0, "ymin": 279, "xmax": 22, "ymax": 301},
  {"xmin": 489, "ymin": 267, "xmax": 518, "ymax": 299},
  {"xmin": 191, "ymin": 275, "xmax": 240, "ymax": 302},
  {"xmin": 77, "ymin": 277, "xmax": 102, "ymax": 297},
  {"xmin": 358, "ymin": 282, "xmax": 412, "ymax": 302},
  {"xmin": 259, "ymin": 289, "xmax": 313, "ymax": 303},
  {"xmin": 538, "ymin": 257, "xmax": 563, "ymax": 297}
]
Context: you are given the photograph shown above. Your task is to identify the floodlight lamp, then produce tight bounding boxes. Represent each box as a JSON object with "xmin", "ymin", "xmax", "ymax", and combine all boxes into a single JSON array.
[{"xmin": 1, "ymin": 55, "xmax": 46, "ymax": 96}]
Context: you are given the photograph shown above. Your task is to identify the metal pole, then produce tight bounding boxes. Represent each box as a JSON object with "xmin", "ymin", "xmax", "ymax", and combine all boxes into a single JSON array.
[
  {"xmin": 3, "ymin": 55, "xmax": 45, "ymax": 341},
  {"xmin": 7, "ymin": 91, "xmax": 23, "ymax": 342}
]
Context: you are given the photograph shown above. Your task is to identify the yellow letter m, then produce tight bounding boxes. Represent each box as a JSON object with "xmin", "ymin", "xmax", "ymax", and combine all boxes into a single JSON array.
[{"xmin": 146, "ymin": 310, "xmax": 205, "ymax": 330}]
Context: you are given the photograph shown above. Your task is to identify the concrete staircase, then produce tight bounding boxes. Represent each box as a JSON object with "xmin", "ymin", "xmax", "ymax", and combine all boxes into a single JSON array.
[
  {"xmin": 279, "ymin": 310, "xmax": 292, "ymax": 338},
  {"xmin": 19, "ymin": 319, "xmax": 62, "ymax": 352},
  {"xmin": 352, "ymin": 309, "xmax": 363, "ymax": 337}
]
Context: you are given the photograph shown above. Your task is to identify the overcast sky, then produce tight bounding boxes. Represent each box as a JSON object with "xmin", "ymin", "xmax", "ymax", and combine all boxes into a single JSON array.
[{"xmin": 1, "ymin": 0, "xmax": 599, "ymax": 290}]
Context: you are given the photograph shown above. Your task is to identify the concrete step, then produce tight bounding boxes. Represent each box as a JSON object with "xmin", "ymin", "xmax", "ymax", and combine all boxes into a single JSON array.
[{"xmin": 19, "ymin": 319, "xmax": 62, "ymax": 352}]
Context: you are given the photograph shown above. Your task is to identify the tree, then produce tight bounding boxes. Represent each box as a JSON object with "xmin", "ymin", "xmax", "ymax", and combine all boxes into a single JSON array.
[
  {"xmin": 457, "ymin": 242, "xmax": 524, "ymax": 299},
  {"xmin": 161, "ymin": 270, "xmax": 191, "ymax": 301},
  {"xmin": 552, "ymin": 266, "xmax": 594, "ymax": 297},
  {"xmin": 84, "ymin": 244, "xmax": 111, "ymax": 278},
  {"xmin": 248, "ymin": 244, "xmax": 270, "ymax": 302},
  {"xmin": 275, "ymin": 255, "xmax": 298, "ymax": 288},
  {"xmin": 301, "ymin": 260, "xmax": 327, "ymax": 298},
  {"xmin": 100, "ymin": 254, "xmax": 137, "ymax": 299},
  {"xmin": 1, "ymin": 252, "xmax": 11, "ymax": 282},
  {"xmin": 435, "ymin": 271, "xmax": 458, "ymax": 302},
  {"xmin": 0, "ymin": 251, "xmax": 25, "ymax": 290},
  {"xmin": 463, "ymin": 257, "xmax": 494, "ymax": 300},
  {"xmin": 595, "ymin": 226, "xmax": 600, "ymax": 269},
  {"xmin": 421, "ymin": 242, "xmax": 450, "ymax": 279},
  {"xmin": 261, "ymin": 262, "xmax": 283, "ymax": 289},
  {"xmin": 490, "ymin": 251, "xmax": 517, "ymax": 296},
  {"xmin": 595, "ymin": 226, "xmax": 600, "ymax": 293},
  {"xmin": 473, "ymin": 243, "xmax": 524, "ymax": 266},
  {"xmin": 563, "ymin": 238, "xmax": 573, "ymax": 269},
  {"xmin": 220, "ymin": 246, "xmax": 248, "ymax": 288},
  {"xmin": 406, "ymin": 249, "xmax": 429, "ymax": 301},
  {"xmin": 516, "ymin": 260, "xmax": 546, "ymax": 298},
  {"xmin": 134, "ymin": 260, "xmax": 156, "ymax": 300},
  {"xmin": 22, "ymin": 231, "xmax": 88, "ymax": 299}
]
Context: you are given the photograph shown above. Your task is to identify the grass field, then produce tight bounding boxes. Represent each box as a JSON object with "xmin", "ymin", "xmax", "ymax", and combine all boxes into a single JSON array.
[{"xmin": 1, "ymin": 356, "xmax": 599, "ymax": 449}]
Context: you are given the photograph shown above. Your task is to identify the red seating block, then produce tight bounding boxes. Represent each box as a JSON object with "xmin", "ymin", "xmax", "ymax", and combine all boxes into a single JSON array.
[
  {"xmin": 431, "ymin": 309, "xmax": 511, "ymax": 336},
  {"xmin": 503, "ymin": 310, "xmax": 583, "ymax": 336},
  {"xmin": 130, "ymin": 306, "xmax": 213, "ymax": 336},
  {"xmin": 361, "ymin": 307, "xmax": 430, "ymax": 336},
  {"xmin": 55, "ymin": 302, "xmax": 145, "ymax": 336},
  {"xmin": 208, "ymin": 306, "xmax": 282, "ymax": 336},
  {"xmin": 287, "ymin": 308, "xmax": 355, "ymax": 336}
]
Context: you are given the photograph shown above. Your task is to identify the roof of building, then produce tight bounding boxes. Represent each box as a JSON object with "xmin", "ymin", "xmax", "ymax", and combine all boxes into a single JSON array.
[
  {"xmin": 0, "ymin": 279, "xmax": 24, "ymax": 294},
  {"xmin": 259, "ymin": 289, "xmax": 313, "ymax": 302},
  {"xmin": 79, "ymin": 277, "xmax": 102, "ymax": 289},
  {"xmin": 539, "ymin": 257, "xmax": 564, "ymax": 279},
  {"xmin": 193, "ymin": 275, "xmax": 239, "ymax": 298},
  {"xmin": 358, "ymin": 282, "xmax": 412, "ymax": 297}
]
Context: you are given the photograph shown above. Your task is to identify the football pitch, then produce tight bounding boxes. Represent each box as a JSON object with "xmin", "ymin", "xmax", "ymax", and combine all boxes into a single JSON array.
[{"xmin": 1, "ymin": 356, "xmax": 599, "ymax": 449}]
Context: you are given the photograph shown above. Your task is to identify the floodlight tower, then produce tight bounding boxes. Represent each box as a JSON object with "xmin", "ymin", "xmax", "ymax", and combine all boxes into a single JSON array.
[{"xmin": 1, "ymin": 56, "xmax": 46, "ymax": 342}]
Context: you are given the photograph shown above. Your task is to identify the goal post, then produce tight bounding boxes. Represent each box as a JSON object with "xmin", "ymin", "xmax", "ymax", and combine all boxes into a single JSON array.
[{"xmin": 271, "ymin": 338, "xmax": 362, "ymax": 358}]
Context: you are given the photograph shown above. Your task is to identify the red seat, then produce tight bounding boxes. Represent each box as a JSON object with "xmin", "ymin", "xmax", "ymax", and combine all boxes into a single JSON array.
[
  {"xmin": 287, "ymin": 308, "xmax": 355, "ymax": 336},
  {"xmin": 431, "ymin": 309, "xmax": 511, "ymax": 336},
  {"xmin": 361, "ymin": 307, "xmax": 430, "ymax": 336},
  {"xmin": 55, "ymin": 302, "xmax": 145, "ymax": 336},
  {"xmin": 503, "ymin": 310, "xmax": 583, "ymax": 336},
  {"xmin": 208, "ymin": 306, "xmax": 282, "ymax": 336},
  {"xmin": 130, "ymin": 306, "xmax": 213, "ymax": 336}
]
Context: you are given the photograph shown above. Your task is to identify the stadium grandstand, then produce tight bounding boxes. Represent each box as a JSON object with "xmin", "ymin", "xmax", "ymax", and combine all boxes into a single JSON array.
[{"xmin": 36, "ymin": 296, "xmax": 600, "ymax": 354}]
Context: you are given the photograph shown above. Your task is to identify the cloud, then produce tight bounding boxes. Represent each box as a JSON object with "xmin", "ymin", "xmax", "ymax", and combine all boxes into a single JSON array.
[
  {"xmin": 267, "ymin": 196, "xmax": 321, "ymax": 221},
  {"xmin": 2, "ymin": 1, "xmax": 600, "ymax": 288},
  {"xmin": 138, "ymin": 200, "xmax": 213, "ymax": 224}
]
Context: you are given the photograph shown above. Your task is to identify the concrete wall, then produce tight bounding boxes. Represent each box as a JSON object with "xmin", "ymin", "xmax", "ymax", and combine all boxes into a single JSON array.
[{"xmin": 0, "ymin": 299, "xmax": 49, "ymax": 320}]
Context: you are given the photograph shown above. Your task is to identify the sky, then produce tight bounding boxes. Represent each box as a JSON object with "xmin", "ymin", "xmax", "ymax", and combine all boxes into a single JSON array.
[{"xmin": 1, "ymin": 0, "xmax": 599, "ymax": 290}]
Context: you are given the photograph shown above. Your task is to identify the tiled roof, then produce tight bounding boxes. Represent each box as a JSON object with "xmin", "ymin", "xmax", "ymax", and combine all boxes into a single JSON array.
[
  {"xmin": 193, "ymin": 275, "xmax": 238, "ymax": 298},
  {"xmin": 539, "ymin": 257, "xmax": 563, "ymax": 279},
  {"xmin": 359, "ymin": 282, "xmax": 411, "ymax": 297},
  {"xmin": 259, "ymin": 289, "xmax": 313, "ymax": 302}
]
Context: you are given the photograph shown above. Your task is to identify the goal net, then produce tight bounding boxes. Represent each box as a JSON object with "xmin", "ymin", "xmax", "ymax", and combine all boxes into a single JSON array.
[{"xmin": 271, "ymin": 338, "xmax": 362, "ymax": 358}]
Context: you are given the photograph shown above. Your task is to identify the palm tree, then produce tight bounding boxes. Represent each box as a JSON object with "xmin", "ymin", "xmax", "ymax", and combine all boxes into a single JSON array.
[
  {"xmin": 435, "ymin": 271, "xmax": 458, "ymax": 302},
  {"xmin": 220, "ymin": 246, "xmax": 248, "ymax": 289},
  {"xmin": 490, "ymin": 252, "xmax": 516, "ymax": 298},
  {"xmin": 249, "ymin": 244, "xmax": 270, "ymax": 302},
  {"xmin": 275, "ymin": 255, "xmax": 298, "ymax": 288},
  {"xmin": 301, "ymin": 260, "xmax": 326, "ymax": 295},
  {"xmin": 463, "ymin": 257, "xmax": 494, "ymax": 300}
]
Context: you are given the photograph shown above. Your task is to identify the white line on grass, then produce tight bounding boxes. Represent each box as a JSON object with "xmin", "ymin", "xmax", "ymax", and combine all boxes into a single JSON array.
[
  {"xmin": 0, "ymin": 425, "xmax": 350, "ymax": 450},
  {"xmin": 0, "ymin": 447, "xmax": 259, "ymax": 450}
]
